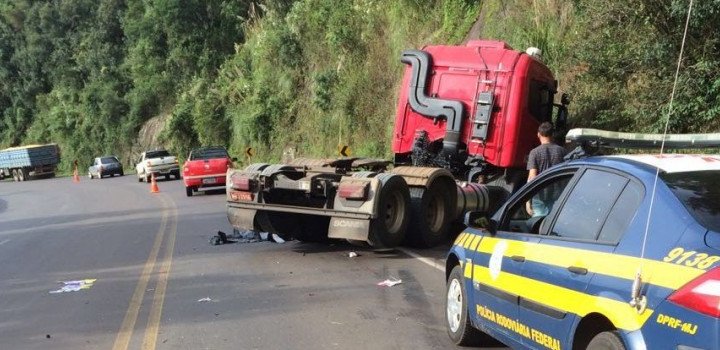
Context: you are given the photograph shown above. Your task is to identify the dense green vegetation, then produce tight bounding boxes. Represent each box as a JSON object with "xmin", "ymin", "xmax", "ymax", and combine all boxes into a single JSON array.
[{"xmin": 1, "ymin": 0, "xmax": 718, "ymax": 172}]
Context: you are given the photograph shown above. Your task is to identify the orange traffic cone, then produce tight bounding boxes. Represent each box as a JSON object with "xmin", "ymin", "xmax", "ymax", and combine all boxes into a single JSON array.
[
  {"xmin": 72, "ymin": 167, "xmax": 80, "ymax": 183},
  {"xmin": 150, "ymin": 173, "xmax": 160, "ymax": 193}
]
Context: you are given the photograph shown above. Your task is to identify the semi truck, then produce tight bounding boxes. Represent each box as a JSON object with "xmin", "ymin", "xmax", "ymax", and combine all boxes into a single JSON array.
[
  {"xmin": 0, "ymin": 144, "xmax": 60, "ymax": 181},
  {"xmin": 224, "ymin": 40, "xmax": 569, "ymax": 248}
]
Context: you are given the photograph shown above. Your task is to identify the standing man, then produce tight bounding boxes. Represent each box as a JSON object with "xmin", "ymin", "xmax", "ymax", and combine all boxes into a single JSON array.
[{"xmin": 526, "ymin": 122, "xmax": 566, "ymax": 216}]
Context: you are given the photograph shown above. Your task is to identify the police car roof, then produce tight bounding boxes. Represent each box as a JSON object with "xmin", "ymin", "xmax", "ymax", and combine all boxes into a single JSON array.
[{"xmin": 569, "ymin": 154, "xmax": 720, "ymax": 174}]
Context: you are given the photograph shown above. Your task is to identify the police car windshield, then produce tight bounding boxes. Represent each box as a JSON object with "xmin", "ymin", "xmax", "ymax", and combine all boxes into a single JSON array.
[{"xmin": 662, "ymin": 170, "xmax": 720, "ymax": 232}]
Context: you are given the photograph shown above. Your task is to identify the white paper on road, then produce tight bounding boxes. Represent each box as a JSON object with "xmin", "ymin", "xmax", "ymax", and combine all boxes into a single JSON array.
[
  {"xmin": 49, "ymin": 279, "xmax": 97, "ymax": 294},
  {"xmin": 377, "ymin": 278, "xmax": 402, "ymax": 287}
]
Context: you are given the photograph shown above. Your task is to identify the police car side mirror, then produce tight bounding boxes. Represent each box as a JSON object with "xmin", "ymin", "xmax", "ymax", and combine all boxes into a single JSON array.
[{"xmin": 464, "ymin": 211, "xmax": 497, "ymax": 235}]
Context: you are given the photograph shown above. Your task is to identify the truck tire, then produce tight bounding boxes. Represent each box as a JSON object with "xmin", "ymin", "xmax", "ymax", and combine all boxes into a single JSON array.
[
  {"xmin": 18, "ymin": 168, "xmax": 26, "ymax": 181},
  {"xmin": 367, "ymin": 174, "xmax": 410, "ymax": 249},
  {"xmin": 293, "ymin": 216, "xmax": 329, "ymax": 242},
  {"xmin": 405, "ymin": 177, "xmax": 456, "ymax": 247},
  {"xmin": 255, "ymin": 211, "xmax": 296, "ymax": 241},
  {"xmin": 185, "ymin": 187, "xmax": 193, "ymax": 197},
  {"xmin": 447, "ymin": 265, "xmax": 487, "ymax": 346},
  {"xmin": 587, "ymin": 331, "xmax": 625, "ymax": 350},
  {"xmin": 11, "ymin": 169, "xmax": 18, "ymax": 182}
]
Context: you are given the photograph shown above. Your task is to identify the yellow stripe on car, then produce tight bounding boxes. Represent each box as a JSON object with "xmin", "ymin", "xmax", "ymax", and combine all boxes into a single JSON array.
[
  {"xmin": 475, "ymin": 236, "xmax": 703, "ymax": 290},
  {"xmin": 469, "ymin": 235, "xmax": 483, "ymax": 251},
  {"xmin": 456, "ymin": 232, "xmax": 469, "ymax": 246},
  {"xmin": 472, "ymin": 264, "xmax": 654, "ymax": 331},
  {"xmin": 463, "ymin": 234, "xmax": 476, "ymax": 249}
]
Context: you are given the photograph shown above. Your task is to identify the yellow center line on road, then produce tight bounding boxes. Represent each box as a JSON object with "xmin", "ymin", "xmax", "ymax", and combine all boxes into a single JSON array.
[
  {"xmin": 112, "ymin": 195, "xmax": 171, "ymax": 350},
  {"xmin": 142, "ymin": 201, "xmax": 178, "ymax": 350}
]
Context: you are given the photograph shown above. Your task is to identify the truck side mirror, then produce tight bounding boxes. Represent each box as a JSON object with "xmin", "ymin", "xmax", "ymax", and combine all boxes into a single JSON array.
[
  {"xmin": 464, "ymin": 211, "xmax": 497, "ymax": 235},
  {"xmin": 231, "ymin": 157, "xmax": 238, "ymax": 162},
  {"xmin": 561, "ymin": 93, "xmax": 570, "ymax": 106}
]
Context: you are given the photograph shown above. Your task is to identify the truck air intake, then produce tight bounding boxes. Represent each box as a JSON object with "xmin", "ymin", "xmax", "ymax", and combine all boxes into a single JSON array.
[{"xmin": 401, "ymin": 50, "xmax": 464, "ymax": 155}]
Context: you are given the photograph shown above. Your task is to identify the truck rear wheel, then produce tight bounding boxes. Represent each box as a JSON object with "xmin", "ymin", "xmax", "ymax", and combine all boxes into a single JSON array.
[
  {"xmin": 367, "ymin": 174, "xmax": 410, "ymax": 249},
  {"xmin": 255, "ymin": 211, "xmax": 296, "ymax": 241},
  {"xmin": 18, "ymin": 169, "xmax": 26, "ymax": 181},
  {"xmin": 405, "ymin": 178, "xmax": 456, "ymax": 247},
  {"xmin": 11, "ymin": 169, "xmax": 18, "ymax": 182},
  {"xmin": 293, "ymin": 216, "xmax": 330, "ymax": 243}
]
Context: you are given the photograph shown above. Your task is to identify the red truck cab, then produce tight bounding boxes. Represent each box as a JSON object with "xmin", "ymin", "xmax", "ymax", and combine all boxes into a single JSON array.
[
  {"xmin": 183, "ymin": 146, "xmax": 234, "ymax": 197},
  {"xmin": 393, "ymin": 40, "xmax": 565, "ymax": 185}
]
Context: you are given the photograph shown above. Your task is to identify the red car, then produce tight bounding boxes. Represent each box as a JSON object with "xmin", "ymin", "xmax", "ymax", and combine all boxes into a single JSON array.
[{"xmin": 183, "ymin": 146, "xmax": 235, "ymax": 197}]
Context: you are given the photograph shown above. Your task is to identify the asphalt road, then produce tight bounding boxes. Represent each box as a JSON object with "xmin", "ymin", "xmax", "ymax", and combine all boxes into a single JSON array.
[{"xmin": 0, "ymin": 175, "xmax": 504, "ymax": 350}]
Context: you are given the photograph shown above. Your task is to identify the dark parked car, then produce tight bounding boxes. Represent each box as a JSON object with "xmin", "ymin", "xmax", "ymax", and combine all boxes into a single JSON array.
[{"xmin": 88, "ymin": 156, "xmax": 124, "ymax": 179}]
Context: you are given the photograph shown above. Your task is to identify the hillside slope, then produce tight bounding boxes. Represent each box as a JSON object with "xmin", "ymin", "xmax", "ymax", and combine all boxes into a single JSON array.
[{"xmin": 1, "ymin": 0, "xmax": 718, "ymax": 172}]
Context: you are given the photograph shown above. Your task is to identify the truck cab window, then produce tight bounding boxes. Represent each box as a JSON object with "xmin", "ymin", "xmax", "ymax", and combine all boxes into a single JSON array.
[{"xmin": 528, "ymin": 79, "xmax": 554, "ymax": 122}]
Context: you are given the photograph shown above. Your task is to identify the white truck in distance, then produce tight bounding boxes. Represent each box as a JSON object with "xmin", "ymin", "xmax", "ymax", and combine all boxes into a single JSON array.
[{"xmin": 135, "ymin": 150, "xmax": 180, "ymax": 182}]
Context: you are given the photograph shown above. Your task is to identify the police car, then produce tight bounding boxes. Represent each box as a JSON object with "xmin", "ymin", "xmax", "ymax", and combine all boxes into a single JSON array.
[{"xmin": 445, "ymin": 130, "xmax": 720, "ymax": 350}]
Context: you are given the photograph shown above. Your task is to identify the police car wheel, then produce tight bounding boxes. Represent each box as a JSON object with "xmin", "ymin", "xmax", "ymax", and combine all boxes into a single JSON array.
[
  {"xmin": 587, "ymin": 331, "xmax": 625, "ymax": 350},
  {"xmin": 446, "ymin": 265, "xmax": 484, "ymax": 346}
]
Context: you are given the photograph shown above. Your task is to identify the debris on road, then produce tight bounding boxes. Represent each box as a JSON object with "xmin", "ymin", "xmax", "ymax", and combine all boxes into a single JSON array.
[
  {"xmin": 209, "ymin": 231, "xmax": 234, "ymax": 245},
  {"xmin": 209, "ymin": 229, "xmax": 285, "ymax": 245},
  {"xmin": 348, "ymin": 252, "xmax": 358, "ymax": 258},
  {"xmin": 49, "ymin": 279, "xmax": 96, "ymax": 294},
  {"xmin": 197, "ymin": 297, "xmax": 213, "ymax": 302},
  {"xmin": 377, "ymin": 278, "xmax": 402, "ymax": 287}
]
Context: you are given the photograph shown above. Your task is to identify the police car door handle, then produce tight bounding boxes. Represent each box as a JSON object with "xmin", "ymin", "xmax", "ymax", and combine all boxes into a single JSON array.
[
  {"xmin": 511, "ymin": 255, "xmax": 526, "ymax": 262},
  {"xmin": 567, "ymin": 266, "xmax": 588, "ymax": 275}
]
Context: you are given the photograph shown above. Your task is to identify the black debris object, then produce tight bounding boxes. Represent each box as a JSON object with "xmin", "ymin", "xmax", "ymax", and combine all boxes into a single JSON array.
[{"xmin": 209, "ymin": 231, "xmax": 235, "ymax": 245}]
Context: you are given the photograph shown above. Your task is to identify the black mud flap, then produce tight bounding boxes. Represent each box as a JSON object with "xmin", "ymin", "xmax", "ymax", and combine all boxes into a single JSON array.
[{"xmin": 227, "ymin": 206, "xmax": 257, "ymax": 231}]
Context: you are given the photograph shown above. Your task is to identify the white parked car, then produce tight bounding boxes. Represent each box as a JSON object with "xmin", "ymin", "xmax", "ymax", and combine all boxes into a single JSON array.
[{"xmin": 135, "ymin": 150, "xmax": 180, "ymax": 182}]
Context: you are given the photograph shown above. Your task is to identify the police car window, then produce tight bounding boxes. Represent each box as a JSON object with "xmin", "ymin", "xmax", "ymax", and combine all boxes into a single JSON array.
[
  {"xmin": 550, "ymin": 169, "xmax": 628, "ymax": 240},
  {"xmin": 597, "ymin": 181, "xmax": 643, "ymax": 243},
  {"xmin": 504, "ymin": 175, "xmax": 573, "ymax": 233},
  {"xmin": 663, "ymin": 170, "xmax": 720, "ymax": 232}
]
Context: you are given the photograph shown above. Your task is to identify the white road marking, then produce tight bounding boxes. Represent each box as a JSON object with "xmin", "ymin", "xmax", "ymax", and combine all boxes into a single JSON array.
[
  {"xmin": 397, "ymin": 247, "xmax": 444, "ymax": 272},
  {"xmin": 0, "ymin": 239, "xmax": 10, "ymax": 246}
]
